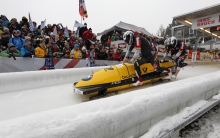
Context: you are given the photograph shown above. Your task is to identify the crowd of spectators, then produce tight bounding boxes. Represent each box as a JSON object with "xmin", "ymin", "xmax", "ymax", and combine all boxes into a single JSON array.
[
  {"xmin": 0, "ymin": 14, "xmax": 124, "ymax": 62},
  {"xmin": 0, "ymin": 14, "xmax": 167, "ymax": 64}
]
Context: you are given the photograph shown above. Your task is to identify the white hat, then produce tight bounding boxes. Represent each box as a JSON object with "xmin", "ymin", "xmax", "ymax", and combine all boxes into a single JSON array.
[{"xmin": 82, "ymin": 46, "xmax": 86, "ymax": 50}]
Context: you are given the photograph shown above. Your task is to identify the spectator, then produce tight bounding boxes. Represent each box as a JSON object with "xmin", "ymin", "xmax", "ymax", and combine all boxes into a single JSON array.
[
  {"xmin": 0, "ymin": 43, "xmax": 20, "ymax": 58},
  {"xmin": 81, "ymin": 46, "xmax": 87, "ymax": 59},
  {"xmin": 35, "ymin": 41, "xmax": 48, "ymax": 58},
  {"xmin": 0, "ymin": 19, "xmax": 3, "ymax": 35},
  {"xmin": 70, "ymin": 43, "xmax": 82, "ymax": 59},
  {"xmin": 83, "ymin": 28, "xmax": 94, "ymax": 50},
  {"xmin": 8, "ymin": 18, "xmax": 20, "ymax": 33},
  {"xmin": 112, "ymin": 49, "xmax": 122, "ymax": 61},
  {"xmin": 115, "ymin": 32, "xmax": 119, "ymax": 41},
  {"xmin": 97, "ymin": 47, "xmax": 108, "ymax": 60},
  {"xmin": 79, "ymin": 23, "xmax": 87, "ymax": 38},
  {"xmin": 82, "ymin": 28, "xmax": 93, "ymax": 40},
  {"xmin": 52, "ymin": 42, "xmax": 62, "ymax": 58},
  {"xmin": 9, "ymin": 30, "xmax": 25, "ymax": 50},
  {"xmin": 0, "ymin": 32, "xmax": 11, "ymax": 51},
  {"xmin": 0, "ymin": 15, "xmax": 9, "ymax": 27},
  {"xmin": 101, "ymin": 33, "xmax": 108, "ymax": 46},
  {"xmin": 19, "ymin": 16, "xmax": 29, "ymax": 29},
  {"xmin": 20, "ymin": 41, "xmax": 34, "ymax": 57},
  {"xmin": 111, "ymin": 33, "xmax": 115, "ymax": 41},
  {"xmin": 89, "ymin": 47, "xmax": 97, "ymax": 66},
  {"xmin": 63, "ymin": 43, "xmax": 71, "ymax": 58}
]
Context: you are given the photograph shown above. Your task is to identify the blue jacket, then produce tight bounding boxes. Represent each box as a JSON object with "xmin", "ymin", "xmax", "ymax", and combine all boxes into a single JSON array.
[
  {"xmin": 20, "ymin": 46, "xmax": 35, "ymax": 57},
  {"xmin": 9, "ymin": 37, "xmax": 25, "ymax": 50},
  {"xmin": 2, "ymin": 19, "xmax": 9, "ymax": 27}
]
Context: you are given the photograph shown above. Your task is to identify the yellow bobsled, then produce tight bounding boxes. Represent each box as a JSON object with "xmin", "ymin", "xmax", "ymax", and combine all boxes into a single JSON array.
[{"xmin": 73, "ymin": 61, "xmax": 175, "ymax": 99}]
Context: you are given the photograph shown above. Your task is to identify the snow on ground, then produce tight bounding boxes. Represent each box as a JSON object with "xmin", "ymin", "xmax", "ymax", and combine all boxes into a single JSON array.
[
  {"xmin": 140, "ymin": 100, "xmax": 209, "ymax": 138},
  {"xmin": 0, "ymin": 59, "xmax": 220, "ymax": 138},
  {"xmin": 179, "ymin": 103, "xmax": 220, "ymax": 138}
]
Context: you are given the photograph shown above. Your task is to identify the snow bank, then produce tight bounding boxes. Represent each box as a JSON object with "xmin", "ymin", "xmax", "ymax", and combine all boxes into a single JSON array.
[
  {"xmin": 0, "ymin": 66, "xmax": 107, "ymax": 94},
  {"xmin": 0, "ymin": 71, "xmax": 220, "ymax": 138}
]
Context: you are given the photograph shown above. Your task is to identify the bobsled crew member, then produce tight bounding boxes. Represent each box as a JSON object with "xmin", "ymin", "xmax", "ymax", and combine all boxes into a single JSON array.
[
  {"xmin": 161, "ymin": 37, "xmax": 173, "ymax": 61},
  {"xmin": 122, "ymin": 31, "xmax": 155, "ymax": 86},
  {"xmin": 170, "ymin": 36, "xmax": 188, "ymax": 79}
]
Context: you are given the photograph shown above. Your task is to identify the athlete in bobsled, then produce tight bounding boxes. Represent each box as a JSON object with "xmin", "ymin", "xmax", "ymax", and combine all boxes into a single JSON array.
[
  {"xmin": 122, "ymin": 31, "xmax": 170, "ymax": 86},
  {"xmin": 169, "ymin": 36, "xmax": 189, "ymax": 79},
  {"xmin": 161, "ymin": 37, "xmax": 176, "ymax": 62}
]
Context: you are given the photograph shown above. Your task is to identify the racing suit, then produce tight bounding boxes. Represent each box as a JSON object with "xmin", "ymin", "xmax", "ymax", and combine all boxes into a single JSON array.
[
  {"xmin": 172, "ymin": 40, "xmax": 188, "ymax": 68},
  {"xmin": 124, "ymin": 35, "xmax": 154, "ymax": 82}
]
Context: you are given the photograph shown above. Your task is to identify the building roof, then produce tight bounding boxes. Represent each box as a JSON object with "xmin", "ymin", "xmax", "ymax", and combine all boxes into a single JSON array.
[{"xmin": 173, "ymin": 3, "xmax": 220, "ymax": 39}]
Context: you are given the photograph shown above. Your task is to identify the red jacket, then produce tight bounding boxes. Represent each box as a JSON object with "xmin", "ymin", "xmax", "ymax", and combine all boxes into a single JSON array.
[
  {"xmin": 112, "ymin": 53, "xmax": 122, "ymax": 61},
  {"xmin": 82, "ymin": 30, "xmax": 93, "ymax": 40}
]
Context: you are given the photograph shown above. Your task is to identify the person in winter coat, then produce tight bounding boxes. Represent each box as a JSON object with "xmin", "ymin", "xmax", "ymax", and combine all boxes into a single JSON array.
[
  {"xmin": 35, "ymin": 41, "xmax": 48, "ymax": 58},
  {"xmin": 0, "ymin": 43, "xmax": 20, "ymax": 58},
  {"xmin": 70, "ymin": 43, "xmax": 82, "ymax": 59},
  {"xmin": 112, "ymin": 49, "xmax": 122, "ymax": 61},
  {"xmin": 9, "ymin": 30, "xmax": 25, "ymax": 50},
  {"xmin": 20, "ymin": 41, "xmax": 35, "ymax": 57},
  {"xmin": 0, "ymin": 32, "xmax": 10, "ymax": 51}
]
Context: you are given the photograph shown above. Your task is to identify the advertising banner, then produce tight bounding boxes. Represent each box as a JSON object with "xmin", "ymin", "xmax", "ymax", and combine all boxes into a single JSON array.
[{"xmin": 192, "ymin": 13, "xmax": 220, "ymax": 29}]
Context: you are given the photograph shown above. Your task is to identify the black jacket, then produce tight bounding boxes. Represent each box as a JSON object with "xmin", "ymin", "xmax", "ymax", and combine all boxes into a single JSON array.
[{"xmin": 126, "ymin": 35, "xmax": 154, "ymax": 59}]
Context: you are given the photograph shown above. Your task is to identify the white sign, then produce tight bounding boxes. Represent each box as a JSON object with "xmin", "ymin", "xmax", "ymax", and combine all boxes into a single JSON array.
[
  {"xmin": 192, "ymin": 13, "xmax": 220, "ymax": 29},
  {"xmin": 192, "ymin": 52, "xmax": 197, "ymax": 62}
]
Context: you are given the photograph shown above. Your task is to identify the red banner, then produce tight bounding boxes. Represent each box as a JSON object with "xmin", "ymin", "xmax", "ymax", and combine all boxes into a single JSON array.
[{"xmin": 188, "ymin": 50, "xmax": 200, "ymax": 60}]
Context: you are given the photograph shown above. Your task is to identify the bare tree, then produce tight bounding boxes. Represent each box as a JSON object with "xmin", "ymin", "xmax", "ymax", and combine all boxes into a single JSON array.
[{"xmin": 156, "ymin": 24, "xmax": 165, "ymax": 37}]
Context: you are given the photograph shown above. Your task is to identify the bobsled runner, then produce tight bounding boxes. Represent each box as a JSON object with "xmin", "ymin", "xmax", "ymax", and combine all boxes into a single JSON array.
[{"xmin": 73, "ymin": 61, "xmax": 175, "ymax": 100}]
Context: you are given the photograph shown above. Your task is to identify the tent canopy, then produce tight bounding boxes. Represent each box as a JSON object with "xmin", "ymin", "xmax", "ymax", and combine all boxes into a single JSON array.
[{"xmin": 97, "ymin": 21, "xmax": 153, "ymax": 36}]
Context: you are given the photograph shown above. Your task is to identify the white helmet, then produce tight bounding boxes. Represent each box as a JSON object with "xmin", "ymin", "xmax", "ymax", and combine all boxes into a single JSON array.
[
  {"xmin": 123, "ymin": 31, "xmax": 134, "ymax": 45},
  {"xmin": 164, "ymin": 37, "xmax": 171, "ymax": 46},
  {"xmin": 170, "ymin": 36, "xmax": 177, "ymax": 47}
]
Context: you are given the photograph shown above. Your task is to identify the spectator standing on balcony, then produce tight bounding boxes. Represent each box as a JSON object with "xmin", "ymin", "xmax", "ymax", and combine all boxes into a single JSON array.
[
  {"xmin": 20, "ymin": 41, "xmax": 34, "ymax": 57},
  {"xmin": 70, "ymin": 43, "xmax": 82, "ymax": 59},
  {"xmin": 9, "ymin": 30, "xmax": 25, "ymax": 50}
]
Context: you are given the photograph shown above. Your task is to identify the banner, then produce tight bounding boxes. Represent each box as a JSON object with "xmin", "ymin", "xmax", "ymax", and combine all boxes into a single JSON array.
[
  {"xmin": 44, "ymin": 58, "xmax": 55, "ymax": 69},
  {"xmin": 0, "ymin": 57, "xmax": 121, "ymax": 73},
  {"xmin": 188, "ymin": 50, "xmax": 200, "ymax": 60},
  {"xmin": 192, "ymin": 13, "xmax": 220, "ymax": 29}
]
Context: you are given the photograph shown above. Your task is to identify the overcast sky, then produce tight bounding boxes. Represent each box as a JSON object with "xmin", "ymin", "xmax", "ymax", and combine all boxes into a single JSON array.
[{"xmin": 1, "ymin": 0, "xmax": 220, "ymax": 35}]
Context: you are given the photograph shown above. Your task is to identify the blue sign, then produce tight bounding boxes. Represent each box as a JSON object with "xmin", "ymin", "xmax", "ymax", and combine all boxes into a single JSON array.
[{"xmin": 44, "ymin": 58, "xmax": 55, "ymax": 69}]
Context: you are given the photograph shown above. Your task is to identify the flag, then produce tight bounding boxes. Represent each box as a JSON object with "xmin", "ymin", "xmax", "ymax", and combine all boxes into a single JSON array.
[
  {"xmin": 74, "ymin": 20, "xmax": 86, "ymax": 28},
  {"xmin": 79, "ymin": 0, "xmax": 88, "ymax": 20},
  {"xmin": 64, "ymin": 27, "xmax": 69, "ymax": 38},
  {"xmin": 40, "ymin": 19, "xmax": 46, "ymax": 30},
  {"xmin": 53, "ymin": 26, "xmax": 58, "ymax": 42},
  {"xmin": 28, "ymin": 12, "xmax": 34, "ymax": 31}
]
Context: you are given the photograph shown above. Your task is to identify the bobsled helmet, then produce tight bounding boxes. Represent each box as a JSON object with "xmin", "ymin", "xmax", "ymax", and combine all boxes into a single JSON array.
[
  {"xmin": 123, "ymin": 31, "xmax": 134, "ymax": 45},
  {"xmin": 170, "ymin": 36, "xmax": 177, "ymax": 47},
  {"xmin": 164, "ymin": 37, "xmax": 171, "ymax": 46}
]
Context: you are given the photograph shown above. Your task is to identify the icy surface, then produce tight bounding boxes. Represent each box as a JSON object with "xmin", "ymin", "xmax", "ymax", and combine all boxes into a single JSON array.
[{"xmin": 0, "ymin": 60, "xmax": 220, "ymax": 138}]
